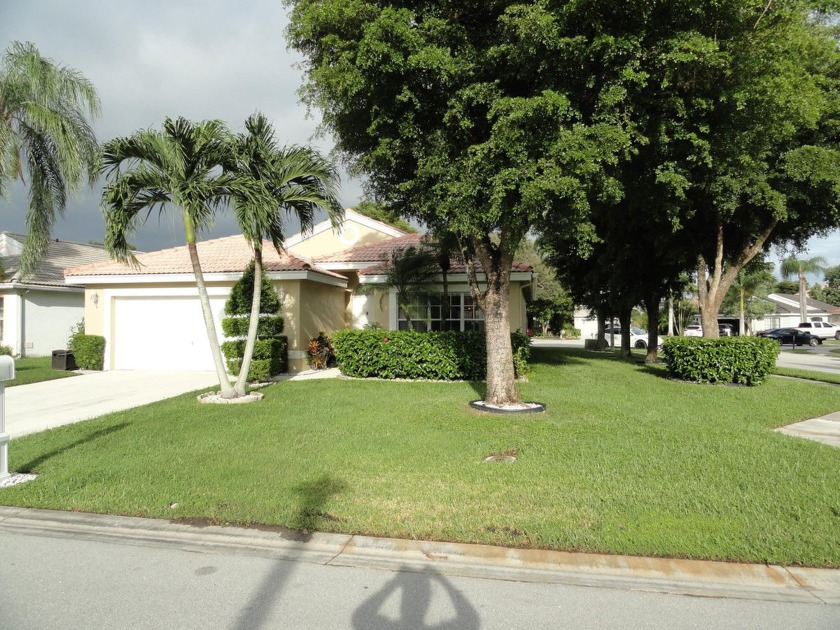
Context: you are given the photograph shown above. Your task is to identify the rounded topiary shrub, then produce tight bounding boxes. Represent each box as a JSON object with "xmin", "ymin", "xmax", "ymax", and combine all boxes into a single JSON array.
[{"xmin": 661, "ymin": 336, "xmax": 779, "ymax": 385}]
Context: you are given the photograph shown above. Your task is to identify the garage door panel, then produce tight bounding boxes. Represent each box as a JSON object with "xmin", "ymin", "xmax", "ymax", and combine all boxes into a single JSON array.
[{"xmin": 113, "ymin": 296, "xmax": 227, "ymax": 371}]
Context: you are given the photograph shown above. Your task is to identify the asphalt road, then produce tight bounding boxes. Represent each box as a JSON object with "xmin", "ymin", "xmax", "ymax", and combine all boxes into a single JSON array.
[{"xmin": 1, "ymin": 529, "xmax": 837, "ymax": 630}]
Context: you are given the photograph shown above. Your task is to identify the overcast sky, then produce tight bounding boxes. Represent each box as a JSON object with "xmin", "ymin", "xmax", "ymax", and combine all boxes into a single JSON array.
[
  {"xmin": 0, "ymin": 0, "xmax": 365, "ymax": 252},
  {"xmin": 1, "ymin": 0, "xmax": 837, "ymax": 275}
]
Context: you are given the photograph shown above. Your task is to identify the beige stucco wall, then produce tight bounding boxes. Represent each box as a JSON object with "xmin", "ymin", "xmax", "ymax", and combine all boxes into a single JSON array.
[{"xmin": 288, "ymin": 221, "xmax": 397, "ymax": 258}]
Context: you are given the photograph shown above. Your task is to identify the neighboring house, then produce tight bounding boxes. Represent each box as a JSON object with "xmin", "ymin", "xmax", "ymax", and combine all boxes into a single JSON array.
[
  {"xmin": 758, "ymin": 293, "xmax": 840, "ymax": 331},
  {"xmin": 65, "ymin": 209, "xmax": 534, "ymax": 373},
  {"xmin": 0, "ymin": 232, "xmax": 113, "ymax": 356}
]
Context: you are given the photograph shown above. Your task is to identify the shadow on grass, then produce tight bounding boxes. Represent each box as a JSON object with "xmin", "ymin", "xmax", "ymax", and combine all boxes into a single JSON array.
[
  {"xmin": 291, "ymin": 474, "xmax": 348, "ymax": 540},
  {"xmin": 17, "ymin": 423, "xmax": 130, "ymax": 473}
]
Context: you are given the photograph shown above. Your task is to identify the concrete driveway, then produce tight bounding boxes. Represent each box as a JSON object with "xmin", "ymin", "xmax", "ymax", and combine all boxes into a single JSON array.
[{"xmin": 4, "ymin": 371, "xmax": 219, "ymax": 438}]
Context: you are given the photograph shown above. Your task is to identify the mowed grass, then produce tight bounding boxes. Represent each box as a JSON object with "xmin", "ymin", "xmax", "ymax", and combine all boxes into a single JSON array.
[
  {"xmin": 7, "ymin": 357, "xmax": 80, "ymax": 387},
  {"xmin": 2, "ymin": 348, "xmax": 840, "ymax": 567}
]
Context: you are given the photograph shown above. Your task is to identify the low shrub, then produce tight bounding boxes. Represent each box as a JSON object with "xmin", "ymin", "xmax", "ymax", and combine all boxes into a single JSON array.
[
  {"xmin": 332, "ymin": 329, "xmax": 531, "ymax": 381},
  {"xmin": 0, "ymin": 345, "xmax": 12, "ymax": 356},
  {"xmin": 662, "ymin": 336, "xmax": 779, "ymax": 385},
  {"xmin": 561, "ymin": 325, "xmax": 581, "ymax": 340},
  {"xmin": 307, "ymin": 332, "xmax": 334, "ymax": 370},
  {"xmin": 70, "ymin": 334, "xmax": 106, "ymax": 371}
]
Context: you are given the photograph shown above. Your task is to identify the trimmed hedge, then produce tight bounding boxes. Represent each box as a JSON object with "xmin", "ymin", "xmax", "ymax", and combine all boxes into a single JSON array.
[
  {"xmin": 332, "ymin": 329, "xmax": 531, "ymax": 381},
  {"xmin": 70, "ymin": 334, "xmax": 106, "ymax": 371},
  {"xmin": 662, "ymin": 336, "xmax": 779, "ymax": 385}
]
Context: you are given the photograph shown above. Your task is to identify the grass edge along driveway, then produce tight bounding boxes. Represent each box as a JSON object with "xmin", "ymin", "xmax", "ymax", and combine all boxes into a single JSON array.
[{"xmin": 2, "ymin": 347, "xmax": 839, "ymax": 568}]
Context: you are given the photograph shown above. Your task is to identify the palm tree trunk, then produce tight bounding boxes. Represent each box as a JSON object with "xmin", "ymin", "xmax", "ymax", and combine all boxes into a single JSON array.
[
  {"xmin": 235, "ymin": 246, "xmax": 263, "ymax": 396},
  {"xmin": 799, "ymin": 269, "xmax": 807, "ymax": 322},
  {"xmin": 185, "ymin": 221, "xmax": 235, "ymax": 398}
]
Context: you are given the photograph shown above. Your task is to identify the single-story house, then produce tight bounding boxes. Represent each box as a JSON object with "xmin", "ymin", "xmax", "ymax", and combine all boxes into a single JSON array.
[
  {"xmin": 0, "ymin": 232, "xmax": 113, "ymax": 356},
  {"xmin": 758, "ymin": 293, "xmax": 840, "ymax": 330},
  {"xmin": 66, "ymin": 209, "xmax": 534, "ymax": 373}
]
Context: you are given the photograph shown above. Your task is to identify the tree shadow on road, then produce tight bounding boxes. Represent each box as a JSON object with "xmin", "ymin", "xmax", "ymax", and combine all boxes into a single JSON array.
[
  {"xmin": 352, "ymin": 566, "xmax": 480, "ymax": 630},
  {"xmin": 231, "ymin": 473, "xmax": 347, "ymax": 630}
]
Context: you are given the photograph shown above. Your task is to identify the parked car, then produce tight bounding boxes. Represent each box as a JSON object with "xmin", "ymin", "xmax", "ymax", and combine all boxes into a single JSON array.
[
  {"xmin": 718, "ymin": 323, "xmax": 734, "ymax": 337},
  {"xmin": 593, "ymin": 326, "xmax": 658, "ymax": 349},
  {"xmin": 795, "ymin": 321, "xmax": 840, "ymax": 341},
  {"xmin": 757, "ymin": 327, "xmax": 822, "ymax": 346},
  {"xmin": 684, "ymin": 325, "xmax": 703, "ymax": 337}
]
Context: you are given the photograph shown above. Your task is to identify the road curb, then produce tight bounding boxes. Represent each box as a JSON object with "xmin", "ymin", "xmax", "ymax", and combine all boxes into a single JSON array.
[{"xmin": 0, "ymin": 506, "xmax": 837, "ymax": 605}]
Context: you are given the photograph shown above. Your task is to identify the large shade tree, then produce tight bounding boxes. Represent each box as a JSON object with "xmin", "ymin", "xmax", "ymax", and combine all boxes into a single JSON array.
[
  {"xmin": 0, "ymin": 41, "xmax": 100, "ymax": 275},
  {"xmin": 101, "ymin": 117, "xmax": 241, "ymax": 398},
  {"xmin": 536, "ymin": 1, "xmax": 840, "ymax": 341},
  {"xmin": 286, "ymin": 1, "xmax": 627, "ymax": 405},
  {"xmin": 229, "ymin": 112, "xmax": 342, "ymax": 396}
]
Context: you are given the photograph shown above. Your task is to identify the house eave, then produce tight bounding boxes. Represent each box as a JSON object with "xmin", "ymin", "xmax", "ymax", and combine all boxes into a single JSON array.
[{"xmin": 65, "ymin": 270, "xmax": 347, "ymax": 288}]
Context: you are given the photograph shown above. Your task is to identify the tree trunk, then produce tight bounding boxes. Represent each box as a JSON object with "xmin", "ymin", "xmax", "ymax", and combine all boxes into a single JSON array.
[
  {"xmin": 798, "ymin": 270, "xmax": 807, "ymax": 322},
  {"xmin": 235, "ymin": 247, "xmax": 263, "ymax": 396},
  {"xmin": 618, "ymin": 307, "xmax": 631, "ymax": 358},
  {"xmin": 696, "ymin": 217, "xmax": 778, "ymax": 340},
  {"xmin": 185, "ymin": 227, "xmax": 235, "ymax": 399},
  {"xmin": 464, "ymin": 237, "xmax": 519, "ymax": 406},
  {"xmin": 667, "ymin": 296, "xmax": 674, "ymax": 337},
  {"xmin": 645, "ymin": 296, "xmax": 660, "ymax": 363},
  {"xmin": 596, "ymin": 309, "xmax": 607, "ymax": 350}
]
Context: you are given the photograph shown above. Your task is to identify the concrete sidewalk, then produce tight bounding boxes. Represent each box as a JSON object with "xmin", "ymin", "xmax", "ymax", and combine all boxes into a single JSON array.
[
  {"xmin": 0, "ymin": 506, "xmax": 837, "ymax": 606},
  {"xmin": 776, "ymin": 411, "xmax": 840, "ymax": 448},
  {"xmin": 4, "ymin": 368, "xmax": 343, "ymax": 439},
  {"xmin": 5, "ymin": 371, "xmax": 218, "ymax": 438}
]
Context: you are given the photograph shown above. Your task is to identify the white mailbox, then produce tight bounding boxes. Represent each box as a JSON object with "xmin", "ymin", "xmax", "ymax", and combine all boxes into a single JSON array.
[
  {"xmin": 0, "ymin": 356, "xmax": 15, "ymax": 382},
  {"xmin": 0, "ymin": 355, "xmax": 14, "ymax": 481}
]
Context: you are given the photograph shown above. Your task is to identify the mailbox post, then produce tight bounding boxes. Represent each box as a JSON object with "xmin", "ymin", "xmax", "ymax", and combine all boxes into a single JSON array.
[{"xmin": 0, "ymin": 355, "xmax": 16, "ymax": 481}]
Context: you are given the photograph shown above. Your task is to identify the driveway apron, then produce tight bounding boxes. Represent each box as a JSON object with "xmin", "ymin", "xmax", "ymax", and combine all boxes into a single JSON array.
[{"xmin": 4, "ymin": 371, "xmax": 219, "ymax": 438}]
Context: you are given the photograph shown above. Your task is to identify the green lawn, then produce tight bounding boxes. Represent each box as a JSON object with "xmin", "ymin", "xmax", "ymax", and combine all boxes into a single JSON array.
[
  {"xmin": 7, "ymin": 357, "xmax": 80, "ymax": 387},
  {"xmin": 2, "ymin": 347, "xmax": 840, "ymax": 567}
]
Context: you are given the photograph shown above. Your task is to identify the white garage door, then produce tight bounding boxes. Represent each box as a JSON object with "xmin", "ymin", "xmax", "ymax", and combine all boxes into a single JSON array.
[{"xmin": 113, "ymin": 296, "xmax": 227, "ymax": 371}]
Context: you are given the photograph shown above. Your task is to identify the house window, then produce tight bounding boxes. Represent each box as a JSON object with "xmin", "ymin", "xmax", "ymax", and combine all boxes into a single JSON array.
[{"xmin": 398, "ymin": 293, "xmax": 484, "ymax": 332}]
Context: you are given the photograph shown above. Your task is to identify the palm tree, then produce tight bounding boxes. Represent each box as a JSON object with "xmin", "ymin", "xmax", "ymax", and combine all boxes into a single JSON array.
[
  {"xmin": 0, "ymin": 41, "xmax": 100, "ymax": 275},
  {"xmin": 381, "ymin": 245, "xmax": 440, "ymax": 330},
  {"xmin": 429, "ymin": 229, "xmax": 461, "ymax": 331},
  {"xmin": 229, "ymin": 113, "xmax": 341, "ymax": 396},
  {"xmin": 780, "ymin": 255, "xmax": 827, "ymax": 323},
  {"xmin": 100, "ymin": 117, "xmax": 238, "ymax": 398},
  {"xmin": 732, "ymin": 260, "xmax": 775, "ymax": 335}
]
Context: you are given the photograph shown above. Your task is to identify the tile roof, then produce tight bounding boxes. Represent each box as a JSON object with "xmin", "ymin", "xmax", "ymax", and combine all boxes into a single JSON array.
[
  {"xmin": 1, "ymin": 233, "xmax": 113, "ymax": 287},
  {"xmin": 315, "ymin": 232, "xmax": 533, "ymax": 275},
  {"xmin": 65, "ymin": 234, "xmax": 345, "ymax": 280}
]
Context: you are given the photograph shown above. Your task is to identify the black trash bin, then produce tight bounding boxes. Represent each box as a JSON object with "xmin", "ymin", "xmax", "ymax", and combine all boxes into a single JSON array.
[{"xmin": 52, "ymin": 349, "xmax": 78, "ymax": 370}]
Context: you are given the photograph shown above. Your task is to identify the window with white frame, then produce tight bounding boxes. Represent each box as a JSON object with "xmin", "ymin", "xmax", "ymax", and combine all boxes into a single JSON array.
[{"xmin": 398, "ymin": 293, "xmax": 484, "ymax": 332}]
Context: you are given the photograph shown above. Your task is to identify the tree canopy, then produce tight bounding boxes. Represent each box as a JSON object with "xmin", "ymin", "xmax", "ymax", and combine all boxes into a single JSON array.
[{"xmin": 286, "ymin": 0, "xmax": 628, "ymax": 404}]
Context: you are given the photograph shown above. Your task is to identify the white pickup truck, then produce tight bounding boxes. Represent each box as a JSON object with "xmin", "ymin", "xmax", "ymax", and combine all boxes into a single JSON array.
[{"xmin": 795, "ymin": 322, "xmax": 840, "ymax": 340}]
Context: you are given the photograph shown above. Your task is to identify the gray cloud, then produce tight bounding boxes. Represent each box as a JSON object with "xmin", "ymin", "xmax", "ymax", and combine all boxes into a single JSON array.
[{"xmin": 0, "ymin": 0, "xmax": 363, "ymax": 251}]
